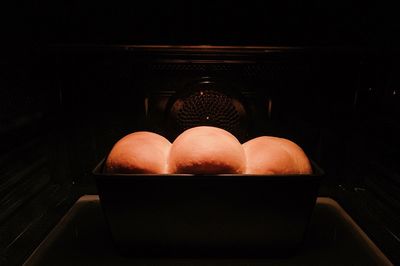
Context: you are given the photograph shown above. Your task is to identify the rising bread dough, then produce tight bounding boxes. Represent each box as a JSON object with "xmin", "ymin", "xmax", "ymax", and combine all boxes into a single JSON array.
[
  {"xmin": 243, "ymin": 136, "xmax": 312, "ymax": 175},
  {"xmin": 168, "ymin": 126, "xmax": 246, "ymax": 174},
  {"xmin": 104, "ymin": 128, "xmax": 312, "ymax": 175},
  {"xmin": 104, "ymin": 132, "xmax": 171, "ymax": 174}
]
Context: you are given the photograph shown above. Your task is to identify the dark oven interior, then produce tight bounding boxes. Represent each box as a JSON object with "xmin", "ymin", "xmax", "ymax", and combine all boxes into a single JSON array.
[{"xmin": 1, "ymin": 2, "xmax": 400, "ymax": 265}]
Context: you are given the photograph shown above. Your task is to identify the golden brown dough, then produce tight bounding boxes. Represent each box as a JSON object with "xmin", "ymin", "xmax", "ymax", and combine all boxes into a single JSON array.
[
  {"xmin": 168, "ymin": 126, "xmax": 246, "ymax": 174},
  {"xmin": 104, "ymin": 132, "xmax": 171, "ymax": 174},
  {"xmin": 243, "ymin": 136, "xmax": 312, "ymax": 175}
]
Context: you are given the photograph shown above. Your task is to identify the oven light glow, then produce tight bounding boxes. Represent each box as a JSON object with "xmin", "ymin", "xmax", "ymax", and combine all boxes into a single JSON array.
[
  {"xmin": 267, "ymin": 98, "xmax": 272, "ymax": 118},
  {"xmin": 144, "ymin": 97, "xmax": 149, "ymax": 116}
]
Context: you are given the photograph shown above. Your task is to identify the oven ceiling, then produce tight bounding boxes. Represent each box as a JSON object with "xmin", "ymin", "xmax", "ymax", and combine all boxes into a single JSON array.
[{"xmin": 4, "ymin": 2, "xmax": 387, "ymax": 48}]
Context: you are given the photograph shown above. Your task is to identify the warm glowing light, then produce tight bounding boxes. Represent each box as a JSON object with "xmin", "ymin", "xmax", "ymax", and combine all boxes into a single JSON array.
[
  {"xmin": 267, "ymin": 98, "xmax": 272, "ymax": 118},
  {"xmin": 144, "ymin": 97, "xmax": 149, "ymax": 116}
]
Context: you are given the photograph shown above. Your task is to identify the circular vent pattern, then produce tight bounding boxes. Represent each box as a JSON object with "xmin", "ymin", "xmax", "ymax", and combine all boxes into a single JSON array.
[{"xmin": 167, "ymin": 87, "xmax": 248, "ymax": 141}]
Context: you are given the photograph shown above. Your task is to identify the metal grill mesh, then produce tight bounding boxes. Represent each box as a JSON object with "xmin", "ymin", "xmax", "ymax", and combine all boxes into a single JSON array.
[{"xmin": 168, "ymin": 89, "xmax": 247, "ymax": 141}]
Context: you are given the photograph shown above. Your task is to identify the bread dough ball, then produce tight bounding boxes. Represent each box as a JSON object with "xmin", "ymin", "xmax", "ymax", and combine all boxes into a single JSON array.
[
  {"xmin": 168, "ymin": 126, "xmax": 246, "ymax": 174},
  {"xmin": 104, "ymin": 132, "xmax": 171, "ymax": 174},
  {"xmin": 243, "ymin": 136, "xmax": 312, "ymax": 175}
]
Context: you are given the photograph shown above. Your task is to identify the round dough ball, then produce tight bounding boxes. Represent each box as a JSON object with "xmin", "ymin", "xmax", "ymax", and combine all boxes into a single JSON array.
[
  {"xmin": 104, "ymin": 132, "xmax": 171, "ymax": 174},
  {"xmin": 243, "ymin": 136, "xmax": 312, "ymax": 175},
  {"xmin": 168, "ymin": 126, "xmax": 246, "ymax": 174}
]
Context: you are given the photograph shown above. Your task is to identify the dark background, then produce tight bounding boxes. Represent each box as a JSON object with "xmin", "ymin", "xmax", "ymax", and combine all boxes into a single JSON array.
[
  {"xmin": 1, "ymin": 2, "xmax": 400, "ymax": 266},
  {"xmin": 1, "ymin": 2, "xmax": 393, "ymax": 47}
]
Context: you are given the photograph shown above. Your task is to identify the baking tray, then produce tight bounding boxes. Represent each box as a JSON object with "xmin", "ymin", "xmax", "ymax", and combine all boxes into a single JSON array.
[
  {"xmin": 23, "ymin": 196, "xmax": 393, "ymax": 266},
  {"xmin": 93, "ymin": 159, "xmax": 323, "ymax": 258}
]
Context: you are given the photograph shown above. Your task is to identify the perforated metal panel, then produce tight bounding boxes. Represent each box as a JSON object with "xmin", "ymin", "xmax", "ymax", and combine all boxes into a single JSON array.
[{"xmin": 166, "ymin": 79, "xmax": 249, "ymax": 141}]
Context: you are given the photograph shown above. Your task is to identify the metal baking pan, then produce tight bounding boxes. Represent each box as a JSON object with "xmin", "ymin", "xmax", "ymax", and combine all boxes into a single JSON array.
[{"xmin": 93, "ymin": 159, "xmax": 323, "ymax": 258}]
